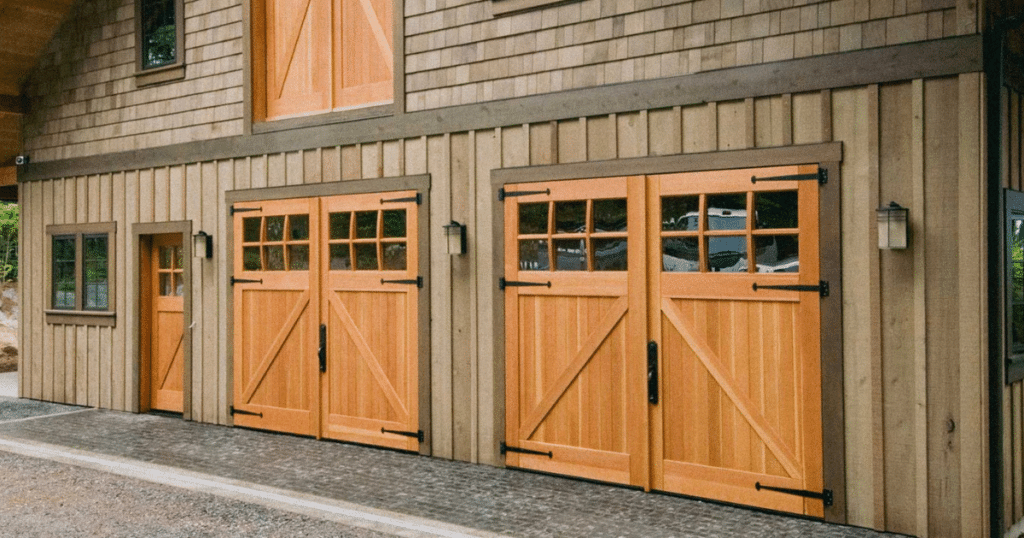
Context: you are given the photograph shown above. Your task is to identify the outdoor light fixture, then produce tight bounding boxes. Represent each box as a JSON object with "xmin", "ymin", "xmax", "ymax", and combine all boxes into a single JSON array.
[
  {"xmin": 444, "ymin": 220, "xmax": 467, "ymax": 255},
  {"xmin": 193, "ymin": 230, "xmax": 213, "ymax": 259},
  {"xmin": 876, "ymin": 202, "xmax": 909, "ymax": 250}
]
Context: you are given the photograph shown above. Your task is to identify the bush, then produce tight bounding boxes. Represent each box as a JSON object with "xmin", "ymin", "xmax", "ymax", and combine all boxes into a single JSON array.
[{"xmin": 0, "ymin": 202, "xmax": 18, "ymax": 282}]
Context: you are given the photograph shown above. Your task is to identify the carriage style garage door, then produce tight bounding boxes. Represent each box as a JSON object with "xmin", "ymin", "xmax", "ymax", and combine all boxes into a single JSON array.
[
  {"xmin": 503, "ymin": 166, "xmax": 825, "ymax": 516},
  {"xmin": 231, "ymin": 191, "xmax": 421, "ymax": 451}
]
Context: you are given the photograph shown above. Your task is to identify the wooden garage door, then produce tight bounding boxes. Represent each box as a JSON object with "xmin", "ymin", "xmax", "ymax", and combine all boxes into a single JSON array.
[
  {"xmin": 232, "ymin": 192, "xmax": 419, "ymax": 448},
  {"xmin": 503, "ymin": 166, "xmax": 825, "ymax": 515}
]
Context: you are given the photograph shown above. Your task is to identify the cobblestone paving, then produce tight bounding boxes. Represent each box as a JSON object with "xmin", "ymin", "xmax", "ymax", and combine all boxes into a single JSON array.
[{"xmin": 0, "ymin": 406, "xmax": 905, "ymax": 538}]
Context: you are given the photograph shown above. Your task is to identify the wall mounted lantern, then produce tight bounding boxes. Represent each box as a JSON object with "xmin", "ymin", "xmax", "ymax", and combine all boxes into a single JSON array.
[
  {"xmin": 876, "ymin": 202, "xmax": 909, "ymax": 250},
  {"xmin": 193, "ymin": 230, "xmax": 213, "ymax": 259},
  {"xmin": 444, "ymin": 221, "xmax": 467, "ymax": 255}
]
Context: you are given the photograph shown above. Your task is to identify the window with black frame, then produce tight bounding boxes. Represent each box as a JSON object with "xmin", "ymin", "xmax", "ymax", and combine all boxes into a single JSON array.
[
  {"xmin": 45, "ymin": 223, "xmax": 116, "ymax": 325},
  {"xmin": 140, "ymin": 0, "xmax": 178, "ymax": 69},
  {"xmin": 1006, "ymin": 189, "xmax": 1024, "ymax": 383}
]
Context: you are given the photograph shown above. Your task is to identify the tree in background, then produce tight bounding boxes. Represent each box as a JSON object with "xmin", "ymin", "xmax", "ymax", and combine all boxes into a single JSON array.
[{"xmin": 0, "ymin": 203, "xmax": 18, "ymax": 282}]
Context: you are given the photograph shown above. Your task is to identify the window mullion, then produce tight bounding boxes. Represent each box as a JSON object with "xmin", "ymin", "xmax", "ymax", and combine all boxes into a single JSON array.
[{"xmin": 75, "ymin": 233, "xmax": 84, "ymax": 312}]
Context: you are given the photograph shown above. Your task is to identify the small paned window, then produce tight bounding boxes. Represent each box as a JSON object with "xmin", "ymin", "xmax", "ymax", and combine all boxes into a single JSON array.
[
  {"xmin": 325, "ymin": 210, "xmax": 408, "ymax": 271},
  {"xmin": 135, "ymin": 0, "xmax": 185, "ymax": 83},
  {"xmin": 517, "ymin": 197, "xmax": 628, "ymax": 272},
  {"xmin": 240, "ymin": 215, "xmax": 311, "ymax": 271},
  {"xmin": 1006, "ymin": 189, "xmax": 1024, "ymax": 383},
  {"xmin": 46, "ymin": 223, "xmax": 117, "ymax": 326}
]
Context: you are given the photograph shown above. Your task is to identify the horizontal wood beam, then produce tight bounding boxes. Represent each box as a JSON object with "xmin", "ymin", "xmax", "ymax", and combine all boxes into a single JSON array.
[
  {"xmin": 19, "ymin": 35, "xmax": 982, "ymax": 182},
  {"xmin": 0, "ymin": 94, "xmax": 25, "ymax": 114},
  {"xmin": 0, "ymin": 166, "xmax": 16, "ymax": 187}
]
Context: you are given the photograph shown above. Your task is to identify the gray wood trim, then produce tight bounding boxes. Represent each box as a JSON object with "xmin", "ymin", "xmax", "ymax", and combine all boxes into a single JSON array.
[
  {"xmin": 251, "ymin": 105, "xmax": 394, "ymax": 135},
  {"xmin": 134, "ymin": 65, "xmax": 186, "ymax": 87},
  {"xmin": 818, "ymin": 160, "xmax": 845, "ymax": 523},
  {"xmin": 223, "ymin": 174, "xmax": 432, "ymax": 447},
  {"xmin": 491, "ymin": 143, "xmax": 843, "ymax": 184},
  {"xmin": 132, "ymin": 221, "xmax": 193, "ymax": 420},
  {"xmin": 134, "ymin": 0, "xmax": 187, "ymax": 75},
  {"xmin": 45, "ymin": 221, "xmax": 118, "ymax": 321},
  {"xmin": 242, "ymin": 0, "xmax": 252, "ymax": 137},
  {"xmin": 21, "ymin": 36, "xmax": 976, "ymax": 182},
  {"xmin": 394, "ymin": 0, "xmax": 405, "ymax": 115},
  {"xmin": 491, "ymin": 0, "xmax": 580, "ymax": 16}
]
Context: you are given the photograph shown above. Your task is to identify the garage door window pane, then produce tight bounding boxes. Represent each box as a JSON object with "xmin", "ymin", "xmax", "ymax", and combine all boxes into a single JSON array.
[
  {"xmin": 593, "ymin": 199, "xmax": 627, "ymax": 232},
  {"xmin": 755, "ymin": 191, "xmax": 798, "ymax": 229},
  {"xmin": 554, "ymin": 239, "xmax": 586, "ymax": 271},
  {"xmin": 264, "ymin": 245, "xmax": 285, "ymax": 270},
  {"xmin": 356, "ymin": 212, "xmax": 377, "ymax": 239},
  {"xmin": 243, "ymin": 247, "xmax": 262, "ymax": 271},
  {"xmin": 707, "ymin": 194, "xmax": 747, "ymax": 231},
  {"xmin": 288, "ymin": 245, "xmax": 309, "ymax": 270},
  {"xmin": 330, "ymin": 212, "xmax": 351, "ymax": 239},
  {"xmin": 708, "ymin": 236, "xmax": 747, "ymax": 272},
  {"xmin": 383, "ymin": 243, "xmax": 407, "ymax": 270},
  {"xmin": 519, "ymin": 203, "xmax": 548, "ymax": 234},
  {"xmin": 755, "ymin": 235, "xmax": 799, "ymax": 273},
  {"xmin": 555, "ymin": 201, "xmax": 586, "ymax": 234},
  {"xmin": 594, "ymin": 238, "xmax": 627, "ymax": 271},
  {"xmin": 329, "ymin": 244, "xmax": 351, "ymax": 270},
  {"xmin": 382, "ymin": 210, "xmax": 406, "ymax": 238},
  {"xmin": 662, "ymin": 196, "xmax": 699, "ymax": 231},
  {"xmin": 289, "ymin": 215, "xmax": 309, "ymax": 241},
  {"xmin": 662, "ymin": 237, "xmax": 699, "ymax": 272},
  {"xmin": 355, "ymin": 244, "xmax": 378, "ymax": 270},
  {"xmin": 243, "ymin": 218, "xmax": 261, "ymax": 242},
  {"xmin": 519, "ymin": 239, "xmax": 549, "ymax": 270},
  {"xmin": 265, "ymin": 216, "xmax": 285, "ymax": 242}
]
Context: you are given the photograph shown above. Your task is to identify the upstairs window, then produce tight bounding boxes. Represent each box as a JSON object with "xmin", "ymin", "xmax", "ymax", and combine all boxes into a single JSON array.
[
  {"xmin": 135, "ymin": 0, "xmax": 185, "ymax": 84},
  {"xmin": 1007, "ymin": 189, "xmax": 1024, "ymax": 383},
  {"xmin": 253, "ymin": 0, "xmax": 393, "ymax": 121}
]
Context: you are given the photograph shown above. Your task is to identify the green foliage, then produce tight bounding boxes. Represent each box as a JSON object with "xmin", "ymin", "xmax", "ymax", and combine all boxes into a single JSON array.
[{"xmin": 0, "ymin": 202, "xmax": 18, "ymax": 282}]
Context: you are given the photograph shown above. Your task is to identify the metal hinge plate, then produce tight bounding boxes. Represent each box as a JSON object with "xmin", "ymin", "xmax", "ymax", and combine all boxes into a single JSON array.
[
  {"xmin": 498, "ymin": 187, "xmax": 550, "ymax": 201},
  {"xmin": 752, "ymin": 280, "xmax": 829, "ymax": 297},
  {"xmin": 381, "ymin": 428, "xmax": 424, "ymax": 442},
  {"xmin": 500, "ymin": 442, "xmax": 553, "ymax": 458}
]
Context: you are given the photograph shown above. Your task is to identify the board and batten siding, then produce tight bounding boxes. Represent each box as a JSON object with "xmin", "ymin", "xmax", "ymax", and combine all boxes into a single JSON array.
[
  {"xmin": 19, "ymin": 74, "xmax": 987, "ymax": 536},
  {"xmin": 1004, "ymin": 85, "xmax": 1024, "ymax": 533}
]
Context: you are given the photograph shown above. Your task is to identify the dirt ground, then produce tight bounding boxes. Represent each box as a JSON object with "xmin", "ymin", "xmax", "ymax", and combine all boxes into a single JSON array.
[{"xmin": 0, "ymin": 281, "xmax": 18, "ymax": 373}]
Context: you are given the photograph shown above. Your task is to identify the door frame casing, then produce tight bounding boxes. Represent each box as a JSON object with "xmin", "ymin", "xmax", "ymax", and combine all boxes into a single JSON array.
[
  {"xmin": 490, "ymin": 142, "xmax": 845, "ymax": 522},
  {"xmin": 225, "ymin": 175, "xmax": 432, "ymax": 454},
  {"xmin": 132, "ymin": 221, "xmax": 194, "ymax": 419}
]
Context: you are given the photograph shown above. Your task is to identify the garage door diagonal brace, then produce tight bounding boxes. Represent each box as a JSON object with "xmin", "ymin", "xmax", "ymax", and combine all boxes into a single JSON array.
[{"xmin": 755, "ymin": 482, "xmax": 833, "ymax": 507}]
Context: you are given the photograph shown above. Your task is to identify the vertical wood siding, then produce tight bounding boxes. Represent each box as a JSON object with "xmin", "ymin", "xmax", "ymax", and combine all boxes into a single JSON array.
[{"xmin": 19, "ymin": 74, "xmax": 987, "ymax": 536}]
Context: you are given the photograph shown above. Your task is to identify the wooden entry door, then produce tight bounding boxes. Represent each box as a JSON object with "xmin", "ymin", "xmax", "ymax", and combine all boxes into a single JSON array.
[
  {"xmin": 503, "ymin": 166, "xmax": 825, "ymax": 516},
  {"xmin": 650, "ymin": 166, "xmax": 823, "ymax": 516},
  {"xmin": 232, "ymin": 198, "xmax": 320, "ymax": 436},
  {"xmin": 147, "ymin": 234, "xmax": 185, "ymax": 412},
  {"xmin": 319, "ymin": 192, "xmax": 420, "ymax": 450},
  {"xmin": 232, "ymin": 192, "xmax": 420, "ymax": 449}
]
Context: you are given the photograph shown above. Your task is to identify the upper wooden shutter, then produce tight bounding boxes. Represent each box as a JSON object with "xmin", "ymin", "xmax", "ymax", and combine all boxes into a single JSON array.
[
  {"xmin": 335, "ymin": 0, "xmax": 393, "ymax": 109},
  {"xmin": 264, "ymin": 0, "xmax": 332, "ymax": 119}
]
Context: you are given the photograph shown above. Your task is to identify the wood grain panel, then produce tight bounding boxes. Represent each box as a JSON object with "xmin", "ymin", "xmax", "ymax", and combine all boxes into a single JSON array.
[{"xmin": 428, "ymin": 134, "xmax": 453, "ymax": 459}]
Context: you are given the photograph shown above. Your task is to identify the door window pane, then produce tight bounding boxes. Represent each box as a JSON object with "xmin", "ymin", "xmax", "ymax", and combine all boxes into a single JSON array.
[
  {"xmin": 159, "ymin": 246, "xmax": 173, "ymax": 269},
  {"xmin": 662, "ymin": 237, "xmax": 699, "ymax": 272},
  {"xmin": 265, "ymin": 216, "xmax": 285, "ymax": 242},
  {"xmin": 519, "ymin": 203, "xmax": 548, "ymax": 234},
  {"xmin": 243, "ymin": 217, "xmax": 261, "ymax": 242},
  {"xmin": 555, "ymin": 201, "xmax": 586, "ymax": 234},
  {"xmin": 243, "ymin": 247, "xmax": 262, "ymax": 271},
  {"xmin": 519, "ymin": 239, "xmax": 549, "ymax": 271},
  {"xmin": 554, "ymin": 239, "xmax": 587, "ymax": 271},
  {"xmin": 755, "ymin": 191, "xmax": 799, "ymax": 229},
  {"xmin": 593, "ymin": 199, "xmax": 627, "ymax": 232},
  {"xmin": 174, "ymin": 273, "xmax": 184, "ymax": 296},
  {"xmin": 288, "ymin": 245, "xmax": 309, "ymax": 270},
  {"xmin": 593, "ymin": 238, "xmax": 627, "ymax": 271},
  {"xmin": 707, "ymin": 194, "xmax": 747, "ymax": 231},
  {"xmin": 356, "ymin": 211, "xmax": 377, "ymax": 239},
  {"xmin": 329, "ymin": 212, "xmax": 351, "ymax": 239},
  {"xmin": 329, "ymin": 244, "xmax": 351, "ymax": 270},
  {"xmin": 382, "ymin": 243, "xmax": 407, "ymax": 270},
  {"xmin": 355, "ymin": 244, "xmax": 378, "ymax": 270},
  {"xmin": 662, "ymin": 196, "xmax": 700, "ymax": 231},
  {"xmin": 160, "ymin": 273, "xmax": 173, "ymax": 296},
  {"xmin": 264, "ymin": 245, "xmax": 285, "ymax": 270},
  {"xmin": 289, "ymin": 215, "xmax": 309, "ymax": 241},
  {"xmin": 755, "ymin": 235, "xmax": 799, "ymax": 273},
  {"xmin": 382, "ymin": 210, "xmax": 406, "ymax": 238},
  {"xmin": 708, "ymin": 236, "xmax": 747, "ymax": 272}
]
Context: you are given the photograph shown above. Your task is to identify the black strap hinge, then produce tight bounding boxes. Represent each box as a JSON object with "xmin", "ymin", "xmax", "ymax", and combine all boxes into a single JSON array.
[
  {"xmin": 751, "ymin": 168, "xmax": 827, "ymax": 185},
  {"xmin": 230, "ymin": 406, "xmax": 263, "ymax": 418},
  {"xmin": 381, "ymin": 428, "xmax": 424, "ymax": 442},
  {"xmin": 499, "ymin": 278, "xmax": 551, "ymax": 290},
  {"xmin": 231, "ymin": 277, "xmax": 263, "ymax": 285},
  {"xmin": 500, "ymin": 442, "xmax": 553, "ymax": 458},
  {"xmin": 752, "ymin": 280, "xmax": 829, "ymax": 297},
  {"xmin": 755, "ymin": 482, "xmax": 833, "ymax": 507},
  {"xmin": 498, "ymin": 187, "xmax": 550, "ymax": 201},
  {"xmin": 380, "ymin": 276, "xmax": 423, "ymax": 288},
  {"xmin": 231, "ymin": 206, "xmax": 261, "ymax": 216},
  {"xmin": 381, "ymin": 193, "xmax": 421, "ymax": 205}
]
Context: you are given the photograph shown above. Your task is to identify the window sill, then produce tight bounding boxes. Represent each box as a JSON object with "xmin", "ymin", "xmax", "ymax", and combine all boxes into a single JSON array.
[
  {"xmin": 253, "ymin": 103, "xmax": 394, "ymax": 135},
  {"xmin": 492, "ymin": 0, "xmax": 581, "ymax": 16},
  {"xmin": 45, "ymin": 310, "xmax": 116, "ymax": 327},
  {"xmin": 135, "ymin": 64, "xmax": 186, "ymax": 87}
]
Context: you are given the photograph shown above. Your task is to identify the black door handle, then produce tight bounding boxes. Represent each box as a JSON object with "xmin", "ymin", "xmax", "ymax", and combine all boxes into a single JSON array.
[
  {"xmin": 318, "ymin": 324, "xmax": 327, "ymax": 372},
  {"xmin": 647, "ymin": 341, "xmax": 658, "ymax": 404}
]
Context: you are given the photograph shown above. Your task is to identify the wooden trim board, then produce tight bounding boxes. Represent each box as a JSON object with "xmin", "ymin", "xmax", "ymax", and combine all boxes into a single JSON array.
[{"xmin": 21, "ymin": 37, "xmax": 972, "ymax": 182}]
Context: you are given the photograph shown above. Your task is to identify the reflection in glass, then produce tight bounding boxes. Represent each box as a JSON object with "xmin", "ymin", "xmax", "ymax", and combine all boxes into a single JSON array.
[
  {"xmin": 554, "ymin": 239, "xmax": 586, "ymax": 271},
  {"xmin": 383, "ymin": 243, "xmax": 407, "ymax": 270},
  {"xmin": 593, "ymin": 199, "xmax": 627, "ymax": 232},
  {"xmin": 519, "ymin": 203, "xmax": 548, "ymax": 234},
  {"xmin": 755, "ymin": 235, "xmax": 799, "ymax": 273},
  {"xmin": 243, "ymin": 217, "xmax": 261, "ymax": 243},
  {"xmin": 755, "ymin": 191, "xmax": 798, "ymax": 229},
  {"xmin": 265, "ymin": 216, "xmax": 285, "ymax": 242},
  {"xmin": 329, "ymin": 244, "xmax": 351, "ymax": 270},
  {"xmin": 519, "ymin": 239, "xmax": 549, "ymax": 271},
  {"xmin": 708, "ymin": 236, "xmax": 747, "ymax": 272},
  {"xmin": 662, "ymin": 196, "xmax": 700, "ymax": 231},
  {"xmin": 707, "ymin": 194, "xmax": 747, "ymax": 231},
  {"xmin": 175, "ymin": 246, "xmax": 183, "ymax": 269},
  {"xmin": 289, "ymin": 215, "xmax": 309, "ymax": 241},
  {"xmin": 243, "ymin": 247, "xmax": 261, "ymax": 271},
  {"xmin": 83, "ymin": 235, "xmax": 109, "ymax": 310},
  {"xmin": 288, "ymin": 245, "xmax": 309, "ymax": 270},
  {"xmin": 594, "ymin": 238, "xmax": 627, "ymax": 271},
  {"xmin": 356, "ymin": 212, "xmax": 377, "ymax": 239},
  {"xmin": 159, "ymin": 246, "xmax": 173, "ymax": 269},
  {"xmin": 329, "ymin": 212, "xmax": 351, "ymax": 239},
  {"xmin": 1013, "ymin": 219, "xmax": 1024, "ymax": 353},
  {"xmin": 175, "ymin": 274, "xmax": 184, "ymax": 296},
  {"xmin": 53, "ymin": 236, "xmax": 77, "ymax": 309},
  {"xmin": 382, "ymin": 210, "xmax": 406, "ymax": 238},
  {"xmin": 355, "ymin": 244, "xmax": 378, "ymax": 270},
  {"xmin": 264, "ymin": 246, "xmax": 285, "ymax": 271},
  {"xmin": 1015, "ymin": 305, "xmax": 1024, "ymax": 354},
  {"xmin": 555, "ymin": 201, "xmax": 587, "ymax": 234},
  {"xmin": 160, "ymin": 273, "xmax": 173, "ymax": 296},
  {"xmin": 662, "ymin": 237, "xmax": 699, "ymax": 272}
]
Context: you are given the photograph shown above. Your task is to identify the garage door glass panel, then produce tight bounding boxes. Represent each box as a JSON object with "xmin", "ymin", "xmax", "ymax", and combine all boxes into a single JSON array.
[
  {"xmin": 289, "ymin": 245, "xmax": 310, "ymax": 270},
  {"xmin": 663, "ymin": 237, "xmax": 699, "ymax": 272},
  {"xmin": 329, "ymin": 244, "xmax": 351, "ymax": 270},
  {"xmin": 594, "ymin": 238, "xmax": 627, "ymax": 270},
  {"xmin": 355, "ymin": 243, "xmax": 378, "ymax": 270},
  {"xmin": 594, "ymin": 199, "xmax": 627, "ymax": 232},
  {"xmin": 519, "ymin": 239, "xmax": 549, "ymax": 270},
  {"xmin": 243, "ymin": 247, "xmax": 261, "ymax": 270},
  {"xmin": 708, "ymin": 236, "xmax": 747, "ymax": 272},
  {"xmin": 266, "ymin": 216, "xmax": 285, "ymax": 241},
  {"xmin": 330, "ymin": 212, "xmax": 351, "ymax": 239},
  {"xmin": 755, "ymin": 191, "xmax": 798, "ymax": 229},
  {"xmin": 383, "ymin": 243, "xmax": 407, "ymax": 270},
  {"xmin": 382, "ymin": 210, "xmax": 406, "ymax": 238},
  {"xmin": 356, "ymin": 212, "xmax": 377, "ymax": 238},
  {"xmin": 244, "ymin": 217, "xmax": 261, "ymax": 242},
  {"xmin": 663, "ymin": 196, "xmax": 699, "ymax": 231},
  {"xmin": 289, "ymin": 215, "xmax": 310, "ymax": 240},
  {"xmin": 707, "ymin": 194, "xmax": 747, "ymax": 230},
  {"xmin": 755, "ymin": 235, "xmax": 799, "ymax": 273},
  {"xmin": 554, "ymin": 239, "xmax": 586, "ymax": 270},
  {"xmin": 264, "ymin": 245, "xmax": 285, "ymax": 270},
  {"xmin": 555, "ymin": 201, "xmax": 586, "ymax": 233},
  {"xmin": 519, "ymin": 203, "xmax": 548, "ymax": 234}
]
